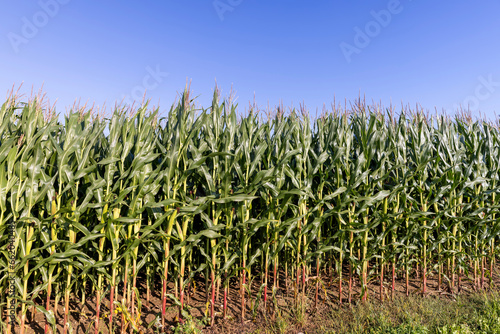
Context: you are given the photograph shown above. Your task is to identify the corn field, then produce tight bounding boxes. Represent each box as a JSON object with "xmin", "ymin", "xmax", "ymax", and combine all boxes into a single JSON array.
[{"xmin": 1, "ymin": 89, "xmax": 500, "ymax": 333}]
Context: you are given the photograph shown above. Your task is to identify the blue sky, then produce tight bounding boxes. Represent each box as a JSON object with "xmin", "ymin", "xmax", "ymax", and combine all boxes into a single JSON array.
[{"xmin": 1, "ymin": 1, "xmax": 500, "ymax": 120}]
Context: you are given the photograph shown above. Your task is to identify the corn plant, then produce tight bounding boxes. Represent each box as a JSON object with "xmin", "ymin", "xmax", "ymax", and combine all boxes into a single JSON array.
[{"xmin": 0, "ymin": 90, "xmax": 499, "ymax": 333}]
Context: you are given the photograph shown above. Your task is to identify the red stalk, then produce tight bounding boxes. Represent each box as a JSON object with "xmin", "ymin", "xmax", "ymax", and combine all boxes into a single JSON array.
[
  {"xmin": 161, "ymin": 278, "xmax": 167, "ymax": 331},
  {"xmin": 315, "ymin": 258, "xmax": 320, "ymax": 308},
  {"xmin": 94, "ymin": 291, "xmax": 101, "ymax": 334},
  {"xmin": 481, "ymin": 257, "xmax": 485, "ymax": 289},
  {"xmin": 241, "ymin": 270, "xmax": 245, "ymax": 322},
  {"xmin": 179, "ymin": 289, "xmax": 184, "ymax": 323},
  {"xmin": 392, "ymin": 262, "xmax": 396, "ymax": 299},
  {"xmin": 223, "ymin": 287, "xmax": 227, "ymax": 318},
  {"xmin": 423, "ymin": 267, "xmax": 427, "ymax": 295},
  {"xmin": 348, "ymin": 262, "xmax": 352, "ymax": 304},
  {"xmin": 380, "ymin": 263, "xmax": 384, "ymax": 302},
  {"xmin": 211, "ymin": 271, "xmax": 215, "ymax": 326},
  {"xmin": 406, "ymin": 269, "xmax": 409, "ymax": 297},
  {"xmin": 109, "ymin": 286, "xmax": 115, "ymax": 333},
  {"xmin": 45, "ymin": 284, "xmax": 52, "ymax": 333}
]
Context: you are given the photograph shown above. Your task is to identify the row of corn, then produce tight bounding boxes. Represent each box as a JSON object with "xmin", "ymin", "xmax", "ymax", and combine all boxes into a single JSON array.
[{"xmin": 0, "ymin": 89, "xmax": 499, "ymax": 333}]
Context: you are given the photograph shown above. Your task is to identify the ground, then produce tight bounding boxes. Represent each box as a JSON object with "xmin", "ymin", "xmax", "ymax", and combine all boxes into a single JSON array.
[{"xmin": 11, "ymin": 261, "xmax": 500, "ymax": 333}]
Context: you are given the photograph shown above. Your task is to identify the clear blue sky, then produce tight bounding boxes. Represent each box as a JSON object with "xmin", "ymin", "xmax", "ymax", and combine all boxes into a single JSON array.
[{"xmin": 1, "ymin": 1, "xmax": 499, "ymax": 120}]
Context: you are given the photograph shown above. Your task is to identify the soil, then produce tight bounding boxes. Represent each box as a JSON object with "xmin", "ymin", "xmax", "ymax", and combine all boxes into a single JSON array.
[{"xmin": 7, "ymin": 261, "xmax": 500, "ymax": 334}]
